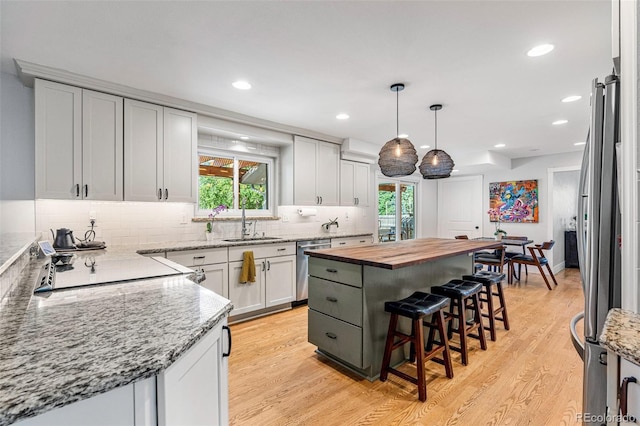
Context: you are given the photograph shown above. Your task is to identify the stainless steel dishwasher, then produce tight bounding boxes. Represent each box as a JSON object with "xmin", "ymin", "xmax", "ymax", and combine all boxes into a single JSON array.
[{"xmin": 295, "ymin": 239, "xmax": 331, "ymax": 304}]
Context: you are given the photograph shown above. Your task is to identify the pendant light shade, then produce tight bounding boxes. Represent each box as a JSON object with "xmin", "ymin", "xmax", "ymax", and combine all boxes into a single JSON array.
[
  {"xmin": 378, "ymin": 83, "xmax": 418, "ymax": 177},
  {"xmin": 420, "ymin": 104, "xmax": 454, "ymax": 179}
]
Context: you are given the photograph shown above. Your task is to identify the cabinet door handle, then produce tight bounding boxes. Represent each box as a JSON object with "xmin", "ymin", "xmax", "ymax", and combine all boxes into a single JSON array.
[
  {"xmin": 222, "ymin": 325, "xmax": 232, "ymax": 357},
  {"xmin": 326, "ymin": 296, "xmax": 338, "ymax": 302},
  {"xmin": 262, "ymin": 261, "xmax": 266, "ymax": 272},
  {"xmin": 158, "ymin": 188, "xmax": 162, "ymax": 200},
  {"xmin": 75, "ymin": 184, "xmax": 80, "ymax": 197},
  {"xmin": 84, "ymin": 184, "xmax": 88, "ymax": 198},
  {"xmin": 620, "ymin": 376, "xmax": 638, "ymax": 418},
  {"xmin": 320, "ymin": 196, "xmax": 323, "ymax": 204},
  {"xmin": 325, "ymin": 332, "xmax": 337, "ymax": 340},
  {"xmin": 326, "ymin": 268, "xmax": 338, "ymax": 273},
  {"xmin": 267, "ymin": 260, "xmax": 271, "ymax": 270},
  {"xmin": 164, "ymin": 188, "xmax": 168, "ymax": 200}
]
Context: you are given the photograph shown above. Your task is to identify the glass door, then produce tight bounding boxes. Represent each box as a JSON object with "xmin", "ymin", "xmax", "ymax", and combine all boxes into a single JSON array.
[{"xmin": 378, "ymin": 180, "xmax": 416, "ymax": 243}]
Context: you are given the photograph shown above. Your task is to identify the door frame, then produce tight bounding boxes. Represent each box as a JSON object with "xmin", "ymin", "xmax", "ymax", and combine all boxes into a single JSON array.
[
  {"xmin": 375, "ymin": 174, "xmax": 420, "ymax": 243},
  {"xmin": 547, "ymin": 165, "xmax": 581, "ymax": 273}
]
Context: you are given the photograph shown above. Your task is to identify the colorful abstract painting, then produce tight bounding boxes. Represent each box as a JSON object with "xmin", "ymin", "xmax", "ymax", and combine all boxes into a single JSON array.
[{"xmin": 489, "ymin": 180, "xmax": 539, "ymax": 223}]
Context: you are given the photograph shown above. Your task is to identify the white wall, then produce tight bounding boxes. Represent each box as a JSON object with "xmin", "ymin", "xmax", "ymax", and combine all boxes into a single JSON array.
[
  {"xmin": 0, "ymin": 71, "xmax": 36, "ymax": 234},
  {"xmin": 418, "ymin": 179, "xmax": 438, "ymax": 237},
  {"xmin": 482, "ymin": 151, "xmax": 583, "ymax": 262}
]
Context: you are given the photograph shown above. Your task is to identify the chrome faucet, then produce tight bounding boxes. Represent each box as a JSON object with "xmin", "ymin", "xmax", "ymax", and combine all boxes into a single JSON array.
[{"xmin": 241, "ymin": 198, "xmax": 251, "ymax": 238}]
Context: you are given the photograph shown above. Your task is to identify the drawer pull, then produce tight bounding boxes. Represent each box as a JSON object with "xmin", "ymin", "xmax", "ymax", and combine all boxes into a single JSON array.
[
  {"xmin": 339, "ymin": 242, "xmax": 346, "ymax": 245},
  {"xmin": 359, "ymin": 240, "xmax": 365, "ymax": 243},
  {"xmin": 277, "ymin": 248, "xmax": 287, "ymax": 251},
  {"xmin": 325, "ymin": 332, "xmax": 337, "ymax": 339},
  {"xmin": 326, "ymin": 296, "xmax": 338, "ymax": 302},
  {"xmin": 326, "ymin": 268, "xmax": 338, "ymax": 273},
  {"xmin": 193, "ymin": 256, "xmax": 206, "ymax": 260}
]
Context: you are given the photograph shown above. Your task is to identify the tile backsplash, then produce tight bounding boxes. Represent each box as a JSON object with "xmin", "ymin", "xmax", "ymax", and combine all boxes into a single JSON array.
[{"xmin": 35, "ymin": 200, "xmax": 373, "ymax": 246}]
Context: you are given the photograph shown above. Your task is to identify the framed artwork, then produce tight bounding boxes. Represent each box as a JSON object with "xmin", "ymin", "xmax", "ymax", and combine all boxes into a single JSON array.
[{"xmin": 488, "ymin": 180, "xmax": 539, "ymax": 223}]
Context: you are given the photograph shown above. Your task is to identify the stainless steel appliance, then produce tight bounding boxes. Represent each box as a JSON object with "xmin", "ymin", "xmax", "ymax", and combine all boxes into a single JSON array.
[
  {"xmin": 295, "ymin": 239, "xmax": 331, "ymax": 303},
  {"xmin": 34, "ymin": 255, "xmax": 193, "ymax": 293},
  {"xmin": 570, "ymin": 74, "xmax": 621, "ymax": 423}
]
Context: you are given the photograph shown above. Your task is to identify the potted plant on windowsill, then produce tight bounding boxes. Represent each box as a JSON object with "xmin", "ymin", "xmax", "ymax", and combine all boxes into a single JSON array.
[
  {"xmin": 488, "ymin": 208, "xmax": 507, "ymax": 240},
  {"xmin": 205, "ymin": 205, "xmax": 227, "ymax": 241}
]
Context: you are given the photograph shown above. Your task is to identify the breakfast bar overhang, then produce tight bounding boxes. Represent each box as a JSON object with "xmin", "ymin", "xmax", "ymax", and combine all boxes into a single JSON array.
[{"xmin": 305, "ymin": 238, "xmax": 501, "ymax": 381}]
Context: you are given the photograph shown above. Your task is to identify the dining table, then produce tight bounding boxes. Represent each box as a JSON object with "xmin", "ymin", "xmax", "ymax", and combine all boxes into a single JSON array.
[{"xmin": 474, "ymin": 237, "xmax": 534, "ymax": 279}]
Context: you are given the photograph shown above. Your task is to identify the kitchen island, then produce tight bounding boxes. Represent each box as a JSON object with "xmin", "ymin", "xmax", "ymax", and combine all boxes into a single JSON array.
[{"xmin": 306, "ymin": 238, "xmax": 500, "ymax": 380}]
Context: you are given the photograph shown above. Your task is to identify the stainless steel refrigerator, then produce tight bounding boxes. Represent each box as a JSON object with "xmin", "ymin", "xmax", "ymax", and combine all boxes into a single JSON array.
[{"xmin": 570, "ymin": 74, "xmax": 622, "ymax": 423}]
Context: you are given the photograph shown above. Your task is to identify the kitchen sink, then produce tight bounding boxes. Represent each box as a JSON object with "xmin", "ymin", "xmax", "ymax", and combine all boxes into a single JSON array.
[{"xmin": 222, "ymin": 237, "xmax": 283, "ymax": 242}]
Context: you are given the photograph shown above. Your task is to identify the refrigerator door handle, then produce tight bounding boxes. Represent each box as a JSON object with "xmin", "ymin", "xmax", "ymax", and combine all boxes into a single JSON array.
[
  {"xmin": 577, "ymin": 131, "xmax": 590, "ymax": 291},
  {"xmin": 570, "ymin": 311, "xmax": 585, "ymax": 360}
]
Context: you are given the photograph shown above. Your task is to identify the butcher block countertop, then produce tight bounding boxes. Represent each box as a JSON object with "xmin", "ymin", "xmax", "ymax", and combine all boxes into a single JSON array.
[{"xmin": 305, "ymin": 238, "xmax": 501, "ymax": 270}]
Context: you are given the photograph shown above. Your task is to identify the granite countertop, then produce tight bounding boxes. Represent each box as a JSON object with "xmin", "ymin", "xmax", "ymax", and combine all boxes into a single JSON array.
[
  {"xmin": 306, "ymin": 237, "xmax": 501, "ymax": 269},
  {"xmin": 0, "ymin": 255, "xmax": 233, "ymax": 426},
  {"xmin": 0, "ymin": 233, "xmax": 38, "ymax": 276},
  {"xmin": 135, "ymin": 232, "xmax": 373, "ymax": 254},
  {"xmin": 600, "ymin": 308, "xmax": 640, "ymax": 366}
]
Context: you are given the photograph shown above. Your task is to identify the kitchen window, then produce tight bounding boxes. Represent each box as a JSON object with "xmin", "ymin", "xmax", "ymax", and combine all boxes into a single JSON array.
[
  {"xmin": 198, "ymin": 149, "xmax": 273, "ymax": 216},
  {"xmin": 378, "ymin": 180, "xmax": 416, "ymax": 243}
]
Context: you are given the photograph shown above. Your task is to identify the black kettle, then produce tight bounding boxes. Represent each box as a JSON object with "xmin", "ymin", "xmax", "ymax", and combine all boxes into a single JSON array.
[{"xmin": 51, "ymin": 228, "xmax": 76, "ymax": 250}]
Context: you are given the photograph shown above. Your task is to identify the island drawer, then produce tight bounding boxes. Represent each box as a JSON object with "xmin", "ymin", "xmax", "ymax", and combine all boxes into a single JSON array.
[
  {"xmin": 308, "ymin": 309, "xmax": 363, "ymax": 369},
  {"xmin": 308, "ymin": 258, "xmax": 362, "ymax": 288},
  {"xmin": 166, "ymin": 247, "xmax": 228, "ymax": 266},
  {"xmin": 308, "ymin": 277, "xmax": 362, "ymax": 326},
  {"xmin": 228, "ymin": 243, "xmax": 296, "ymax": 261}
]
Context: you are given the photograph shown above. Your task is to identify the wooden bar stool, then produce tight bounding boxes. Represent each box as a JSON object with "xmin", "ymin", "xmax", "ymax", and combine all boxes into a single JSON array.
[
  {"xmin": 463, "ymin": 271, "xmax": 510, "ymax": 342},
  {"xmin": 430, "ymin": 280, "xmax": 487, "ymax": 365},
  {"xmin": 380, "ymin": 292, "xmax": 453, "ymax": 402}
]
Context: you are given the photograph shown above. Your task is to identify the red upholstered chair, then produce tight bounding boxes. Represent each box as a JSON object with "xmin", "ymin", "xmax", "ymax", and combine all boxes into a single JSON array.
[{"xmin": 508, "ymin": 241, "xmax": 558, "ymax": 290}]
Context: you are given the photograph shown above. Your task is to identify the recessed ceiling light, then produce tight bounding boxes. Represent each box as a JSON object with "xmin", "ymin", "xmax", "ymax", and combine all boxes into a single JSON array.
[
  {"xmin": 574, "ymin": 142, "xmax": 586, "ymax": 146},
  {"xmin": 232, "ymin": 80, "xmax": 251, "ymax": 90},
  {"xmin": 552, "ymin": 119, "xmax": 569, "ymax": 125},
  {"xmin": 398, "ymin": 133, "xmax": 409, "ymax": 138},
  {"xmin": 494, "ymin": 143, "xmax": 506, "ymax": 148},
  {"xmin": 420, "ymin": 145, "xmax": 430, "ymax": 149},
  {"xmin": 562, "ymin": 95, "xmax": 582, "ymax": 103},
  {"xmin": 527, "ymin": 44, "xmax": 554, "ymax": 57},
  {"xmin": 240, "ymin": 136, "xmax": 249, "ymax": 140},
  {"xmin": 336, "ymin": 113, "xmax": 349, "ymax": 120}
]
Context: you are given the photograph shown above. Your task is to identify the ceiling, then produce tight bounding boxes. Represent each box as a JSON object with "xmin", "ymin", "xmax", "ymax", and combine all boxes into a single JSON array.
[{"xmin": 1, "ymin": 1, "xmax": 613, "ymax": 170}]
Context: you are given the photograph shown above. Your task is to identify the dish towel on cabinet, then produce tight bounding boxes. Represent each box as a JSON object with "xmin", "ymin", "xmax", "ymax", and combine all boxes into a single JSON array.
[{"xmin": 239, "ymin": 251, "xmax": 256, "ymax": 283}]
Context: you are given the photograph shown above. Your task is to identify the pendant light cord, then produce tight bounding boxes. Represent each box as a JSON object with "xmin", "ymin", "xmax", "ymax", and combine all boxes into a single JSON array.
[
  {"xmin": 396, "ymin": 88, "xmax": 399, "ymax": 138},
  {"xmin": 434, "ymin": 109, "xmax": 438, "ymax": 150}
]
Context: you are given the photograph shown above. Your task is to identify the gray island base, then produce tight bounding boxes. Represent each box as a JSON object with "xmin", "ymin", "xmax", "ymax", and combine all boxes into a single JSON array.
[{"xmin": 306, "ymin": 238, "xmax": 500, "ymax": 381}]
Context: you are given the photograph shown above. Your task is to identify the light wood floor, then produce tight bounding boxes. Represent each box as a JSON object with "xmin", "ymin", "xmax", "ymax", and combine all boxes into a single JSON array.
[{"xmin": 229, "ymin": 268, "xmax": 585, "ymax": 425}]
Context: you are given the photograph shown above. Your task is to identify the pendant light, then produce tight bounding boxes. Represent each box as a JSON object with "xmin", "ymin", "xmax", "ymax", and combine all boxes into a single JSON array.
[
  {"xmin": 378, "ymin": 83, "xmax": 418, "ymax": 177},
  {"xmin": 419, "ymin": 104, "xmax": 454, "ymax": 179}
]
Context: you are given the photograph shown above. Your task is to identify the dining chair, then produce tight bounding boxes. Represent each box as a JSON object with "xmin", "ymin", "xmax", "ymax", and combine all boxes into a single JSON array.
[
  {"xmin": 508, "ymin": 240, "xmax": 558, "ymax": 290},
  {"xmin": 503, "ymin": 236, "xmax": 530, "ymax": 278},
  {"xmin": 475, "ymin": 245, "xmax": 506, "ymax": 274},
  {"xmin": 455, "ymin": 235, "xmax": 494, "ymax": 260}
]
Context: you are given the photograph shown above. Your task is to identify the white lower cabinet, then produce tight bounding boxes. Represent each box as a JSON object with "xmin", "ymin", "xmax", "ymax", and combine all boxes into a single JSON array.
[
  {"xmin": 166, "ymin": 248, "xmax": 229, "ymax": 298},
  {"xmin": 18, "ymin": 321, "xmax": 229, "ymax": 426},
  {"xmin": 330, "ymin": 235, "xmax": 374, "ymax": 248},
  {"xmin": 229, "ymin": 254, "xmax": 296, "ymax": 315},
  {"xmin": 158, "ymin": 319, "xmax": 229, "ymax": 426},
  {"xmin": 228, "ymin": 243, "xmax": 296, "ymax": 317}
]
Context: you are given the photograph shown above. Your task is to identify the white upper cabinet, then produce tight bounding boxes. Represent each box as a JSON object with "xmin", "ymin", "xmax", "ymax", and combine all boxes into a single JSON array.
[
  {"xmin": 291, "ymin": 135, "xmax": 340, "ymax": 206},
  {"xmin": 82, "ymin": 89, "xmax": 123, "ymax": 200},
  {"xmin": 340, "ymin": 160, "xmax": 370, "ymax": 207},
  {"xmin": 124, "ymin": 100, "xmax": 196, "ymax": 202},
  {"xmin": 35, "ymin": 79, "xmax": 123, "ymax": 200}
]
